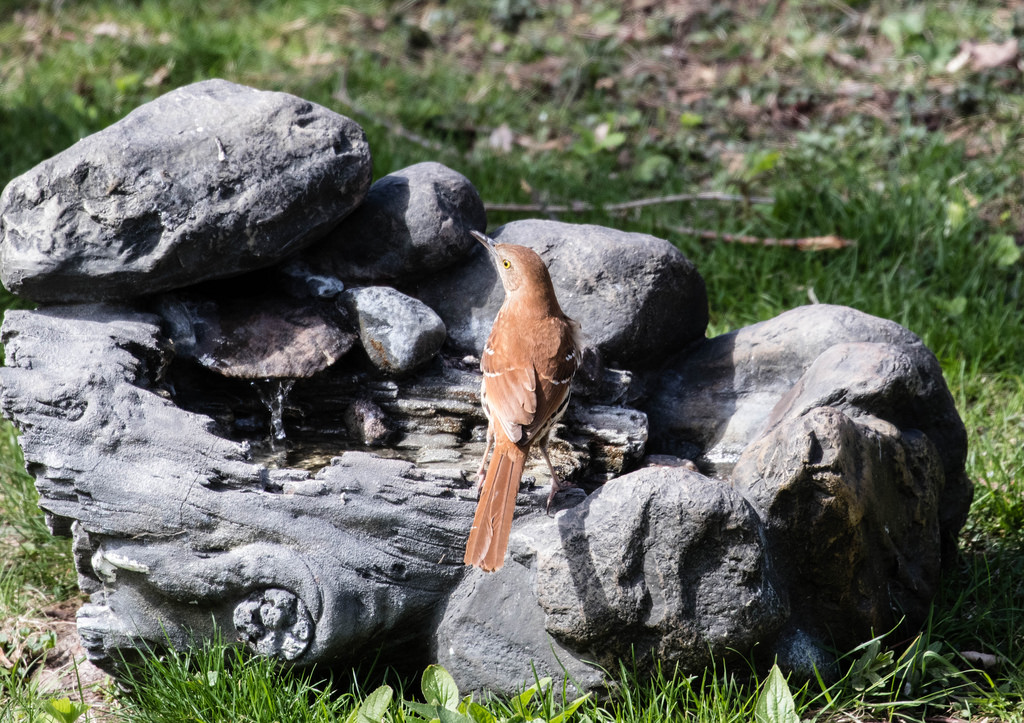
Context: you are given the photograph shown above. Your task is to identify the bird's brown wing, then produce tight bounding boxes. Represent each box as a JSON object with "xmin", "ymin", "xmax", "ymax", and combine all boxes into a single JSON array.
[
  {"xmin": 481, "ymin": 353, "xmax": 537, "ymax": 446},
  {"xmin": 522, "ymin": 316, "xmax": 580, "ymax": 443}
]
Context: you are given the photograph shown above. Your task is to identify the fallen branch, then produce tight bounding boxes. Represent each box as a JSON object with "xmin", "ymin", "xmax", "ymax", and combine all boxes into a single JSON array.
[
  {"xmin": 485, "ymin": 191, "xmax": 774, "ymax": 215},
  {"xmin": 668, "ymin": 225, "xmax": 854, "ymax": 251},
  {"xmin": 332, "ymin": 75, "xmax": 844, "ymax": 249}
]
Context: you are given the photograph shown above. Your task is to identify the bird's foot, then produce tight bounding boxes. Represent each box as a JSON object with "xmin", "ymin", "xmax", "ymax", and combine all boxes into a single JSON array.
[{"xmin": 545, "ymin": 477, "xmax": 576, "ymax": 515}]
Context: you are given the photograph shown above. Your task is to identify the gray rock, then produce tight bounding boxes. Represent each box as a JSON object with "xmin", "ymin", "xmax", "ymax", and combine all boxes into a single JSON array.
[
  {"xmin": 412, "ymin": 219, "xmax": 708, "ymax": 368},
  {"xmin": 342, "ymin": 286, "xmax": 447, "ymax": 374},
  {"xmin": 0, "ymin": 304, "xmax": 265, "ymax": 532},
  {"xmin": 72, "ymin": 451, "xmax": 475, "ymax": 672},
  {"xmin": 433, "ymin": 551, "xmax": 606, "ymax": 695},
  {"xmin": 300, "ymin": 162, "xmax": 486, "ymax": 283},
  {"xmin": 157, "ymin": 291, "xmax": 356, "ymax": 379},
  {"xmin": 643, "ymin": 304, "xmax": 972, "ymax": 671},
  {"xmin": 0, "ymin": 79, "xmax": 372, "ymax": 301},
  {"xmin": 344, "ymin": 399, "xmax": 394, "ymax": 447},
  {"xmin": 733, "ymin": 405, "xmax": 944, "ymax": 658},
  {"xmin": 0, "ymin": 299, "xmax": 969, "ymax": 695},
  {"xmin": 645, "ymin": 304, "xmax": 968, "ymax": 491},
  {"xmin": 435, "ymin": 465, "xmax": 786, "ymax": 693}
]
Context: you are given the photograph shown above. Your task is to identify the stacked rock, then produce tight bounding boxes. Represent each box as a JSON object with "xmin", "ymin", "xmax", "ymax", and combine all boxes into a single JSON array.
[{"xmin": 0, "ymin": 79, "xmax": 971, "ymax": 695}]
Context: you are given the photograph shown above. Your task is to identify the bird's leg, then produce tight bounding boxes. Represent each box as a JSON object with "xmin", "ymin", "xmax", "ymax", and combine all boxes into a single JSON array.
[
  {"xmin": 475, "ymin": 422, "xmax": 494, "ymax": 490},
  {"xmin": 539, "ymin": 437, "xmax": 573, "ymax": 513}
]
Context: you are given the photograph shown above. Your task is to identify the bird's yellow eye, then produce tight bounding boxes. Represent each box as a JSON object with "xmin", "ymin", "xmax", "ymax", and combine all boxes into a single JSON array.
[{"xmin": 502, "ymin": 259, "xmax": 511, "ymax": 269}]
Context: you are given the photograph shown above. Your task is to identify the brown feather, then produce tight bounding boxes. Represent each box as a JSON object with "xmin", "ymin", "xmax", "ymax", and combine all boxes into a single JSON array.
[{"xmin": 463, "ymin": 436, "xmax": 526, "ymax": 571}]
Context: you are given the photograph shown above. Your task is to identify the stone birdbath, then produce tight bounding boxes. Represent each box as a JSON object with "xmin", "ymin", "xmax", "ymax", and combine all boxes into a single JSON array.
[{"xmin": 0, "ymin": 80, "xmax": 971, "ymax": 695}]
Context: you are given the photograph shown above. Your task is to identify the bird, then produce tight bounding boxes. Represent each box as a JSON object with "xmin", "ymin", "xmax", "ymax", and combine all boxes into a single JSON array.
[{"xmin": 464, "ymin": 229, "xmax": 581, "ymax": 572}]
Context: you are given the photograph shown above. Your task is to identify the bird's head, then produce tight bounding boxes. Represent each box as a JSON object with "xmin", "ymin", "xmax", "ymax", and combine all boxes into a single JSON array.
[{"xmin": 470, "ymin": 229, "xmax": 553, "ymax": 296}]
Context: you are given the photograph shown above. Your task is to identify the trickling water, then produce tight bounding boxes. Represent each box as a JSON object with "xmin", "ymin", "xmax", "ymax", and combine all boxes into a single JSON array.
[{"xmin": 252, "ymin": 379, "xmax": 296, "ymax": 450}]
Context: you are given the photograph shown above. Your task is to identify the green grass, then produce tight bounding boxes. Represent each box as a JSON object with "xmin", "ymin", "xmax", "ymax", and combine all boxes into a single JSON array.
[
  {"xmin": 0, "ymin": 423, "xmax": 81, "ymax": 721},
  {"xmin": 113, "ymin": 630, "xmax": 357, "ymax": 723},
  {"xmin": 1, "ymin": 0, "xmax": 1023, "ymax": 720}
]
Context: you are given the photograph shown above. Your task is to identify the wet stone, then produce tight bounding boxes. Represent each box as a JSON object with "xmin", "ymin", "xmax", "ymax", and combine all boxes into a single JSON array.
[
  {"xmin": 342, "ymin": 286, "xmax": 447, "ymax": 375},
  {"xmin": 157, "ymin": 291, "xmax": 356, "ymax": 379}
]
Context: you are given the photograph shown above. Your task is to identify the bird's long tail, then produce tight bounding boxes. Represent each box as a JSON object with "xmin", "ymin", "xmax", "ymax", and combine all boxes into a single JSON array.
[{"xmin": 464, "ymin": 439, "xmax": 527, "ymax": 572}]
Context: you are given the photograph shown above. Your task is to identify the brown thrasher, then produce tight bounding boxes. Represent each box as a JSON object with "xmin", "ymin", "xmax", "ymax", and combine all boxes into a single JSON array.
[{"xmin": 464, "ymin": 230, "xmax": 581, "ymax": 572}]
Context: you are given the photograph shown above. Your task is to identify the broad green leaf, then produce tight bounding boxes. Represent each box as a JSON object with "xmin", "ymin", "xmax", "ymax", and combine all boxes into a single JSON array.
[
  {"xmin": 755, "ymin": 664, "xmax": 799, "ymax": 723},
  {"xmin": 900, "ymin": 9, "xmax": 925, "ymax": 35},
  {"xmin": 599, "ymin": 131, "xmax": 626, "ymax": 150},
  {"xmin": 636, "ymin": 154, "xmax": 673, "ymax": 183},
  {"xmin": 990, "ymin": 234, "xmax": 1022, "ymax": 268},
  {"xmin": 42, "ymin": 698, "xmax": 91, "ymax": 723},
  {"xmin": 945, "ymin": 200, "xmax": 966, "ymax": 232},
  {"xmin": 679, "ymin": 111, "xmax": 703, "ymax": 128},
  {"xmin": 941, "ymin": 295, "xmax": 968, "ymax": 317},
  {"xmin": 437, "ymin": 707, "xmax": 475, "ymax": 723},
  {"xmin": 876, "ymin": 16, "xmax": 901, "ymax": 52},
  {"xmin": 358, "ymin": 685, "xmax": 394, "ymax": 723},
  {"xmin": 405, "ymin": 699, "xmax": 443, "ymax": 719},
  {"xmin": 747, "ymin": 150, "xmax": 781, "ymax": 177},
  {"xmin": 549, "ymin": 693, "xmax": 591, "ymax": 723},
  {"xmin": 467, "ymin": 701, "xmax": 496, "ymax": 723},
  {"xmin": 422, "ymin": 664, "xmax": 461, "ymax": 709}
]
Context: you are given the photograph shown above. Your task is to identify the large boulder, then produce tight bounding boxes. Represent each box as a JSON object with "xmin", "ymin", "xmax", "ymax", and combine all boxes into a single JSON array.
[
  {"xmin": 643, "ymin": 304, "xmax": 971, "ymax": 670},
  {"xmin": 413, "ymin": 219, "xmax": 709, "ymax": 369},
  {"xmin": 0, "ymin": 79, "xmax": 372, "ymax": 301},
  {"xmin": 645, "ymin": 304, "xmax": 968, "ymax": 491}
]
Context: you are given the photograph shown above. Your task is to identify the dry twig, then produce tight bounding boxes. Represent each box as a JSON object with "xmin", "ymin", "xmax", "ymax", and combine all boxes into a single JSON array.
[
  {"xmin": 669, "ymin": 225, "xmax": 854, "ymax": 251},
  {"xmin": 485, "ymin": 191, "xmax": 774, "ymax": 214}
]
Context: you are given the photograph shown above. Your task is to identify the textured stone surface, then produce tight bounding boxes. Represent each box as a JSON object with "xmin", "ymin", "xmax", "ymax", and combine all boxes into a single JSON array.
[
  {"xmin": 157, "ymin": 290, "xmax": 356, "ymax": 379},
  {"xmin": 645, "ymin": 304, "xmax": 968, "ymax": 490},
  {"xmin": 0, "ymin": 304, "xmax": 468, "ymax": 667},
  {"xmin": 734, "ymin": 405, "xmax": 944, "ymax": 662},
  {"xmin": 643, "ymin": 304, "xmax": 971, "ymax": 672},
  {"xmin": 0, "ymin": 304, "xmax": 649, "ymax": 681},
  {"xmin": 0, "ymin": 79, "xmax": 372, "ymax": 301},
  {"xmin": 342, "ymin": 286, "xmax": 447, "ymax": 374},
  {"xmin": 412, "ymin": 219, "xmax": 708, "ymax": 368},
  {"xmin": 436, "ymin": 465, "xmax": 787, "ymax": 693},
  {"xmin": 0, "ymin": 298, "xmax": 971, "ymax": 694},
  {"xmin": 300, "ymin": 162, "xmax": 487, "ymax": 283},
  {"xmin": 529, "ymin": 468, "xmax": 785, "ymax": 670}
]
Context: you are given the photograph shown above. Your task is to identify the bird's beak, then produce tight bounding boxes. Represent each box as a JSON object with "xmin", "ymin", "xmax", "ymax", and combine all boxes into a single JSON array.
[
  {"xmin": 470, "ymin": 229, "xmax": 500, "ymax": 263},
  {"xmin": 470, "ymin": 229, "xmax": 494, "ymax": 249}
]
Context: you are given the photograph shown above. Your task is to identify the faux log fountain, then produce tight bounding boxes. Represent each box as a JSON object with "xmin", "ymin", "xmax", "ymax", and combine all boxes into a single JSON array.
[{"xmin": 0, "ymin": 80, "xmax": 971, "ymax": 694}]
